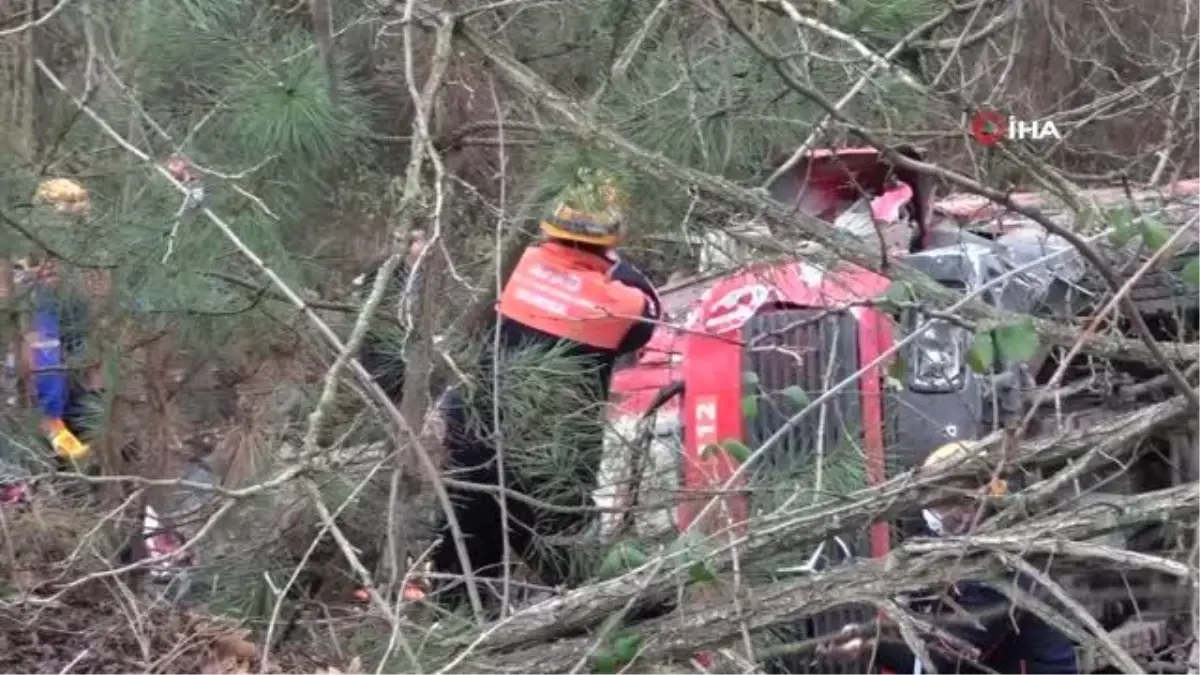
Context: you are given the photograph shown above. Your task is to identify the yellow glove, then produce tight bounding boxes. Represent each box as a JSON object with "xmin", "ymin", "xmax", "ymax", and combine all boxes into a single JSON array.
[{"xmin": 44, "ymin": 419, "xmax": 88, "ymax": 460}]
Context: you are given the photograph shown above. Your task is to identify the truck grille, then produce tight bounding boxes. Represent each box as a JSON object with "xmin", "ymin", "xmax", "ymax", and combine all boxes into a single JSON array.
[{"xmin": 742, "ymin": 309, "xmax": 875, "ymax": 675}]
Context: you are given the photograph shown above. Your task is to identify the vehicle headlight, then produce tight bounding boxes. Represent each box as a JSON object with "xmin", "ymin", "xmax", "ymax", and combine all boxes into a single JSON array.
[{"xmin": 909, "ymin": 319, "xmax": 966, "ymax": 392}]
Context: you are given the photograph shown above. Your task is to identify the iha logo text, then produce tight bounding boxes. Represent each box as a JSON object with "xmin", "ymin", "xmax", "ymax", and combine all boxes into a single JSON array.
[{"xmin": 969, "ymin": 109, "xmax": 1062, "ymax": 146}]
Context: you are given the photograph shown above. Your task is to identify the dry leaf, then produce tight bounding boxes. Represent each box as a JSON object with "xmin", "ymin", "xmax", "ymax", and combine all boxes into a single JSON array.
[
  {"xmin": 12, "ymin": 569, "xmax": 48, "ymax": 593},
  {"xmin": 213, "ymin": 629, "xmax": 259, "ymax": 661}
]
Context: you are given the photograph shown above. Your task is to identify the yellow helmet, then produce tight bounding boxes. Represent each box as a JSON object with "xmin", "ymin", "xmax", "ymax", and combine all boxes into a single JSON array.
[
  {"xmin": 34, "ymin": 178, "xmax": 90, "ymax": 217},
  {"xmin": 540, "ymin": 169, "xmax": 629, "ymax": 247},
  {"xmin": 923, "ymin": 441, "xmax": 1007, "ymax": 497}
]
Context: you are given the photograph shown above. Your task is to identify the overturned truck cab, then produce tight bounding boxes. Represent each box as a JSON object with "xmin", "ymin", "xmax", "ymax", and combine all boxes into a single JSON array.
[{"xmin": 599, "ymin": 146, "xmax": 1199, "ymax": 673}]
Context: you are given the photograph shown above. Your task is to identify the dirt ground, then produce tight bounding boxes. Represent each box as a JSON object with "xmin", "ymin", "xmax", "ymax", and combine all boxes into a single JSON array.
[
  {"xmin": 0, "ymin": 500, "xmax": 328, "ymax": 675},
  {"xmin": 0, "ymin": 589, "xmax": 331, "ymax": 674}
]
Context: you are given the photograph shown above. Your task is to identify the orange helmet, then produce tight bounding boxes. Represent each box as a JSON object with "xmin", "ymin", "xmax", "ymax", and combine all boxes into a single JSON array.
[{"xmin": 540, "ymin": 169, "xmax": 629, "ymax": 247}]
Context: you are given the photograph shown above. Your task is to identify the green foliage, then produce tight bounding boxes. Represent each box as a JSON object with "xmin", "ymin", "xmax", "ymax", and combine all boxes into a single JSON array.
[
  {"xmin": 993, "ymin": 318, "xmax": 1041, "ymax": 361},
  {"xmin": 612, "ymin": 630, "xmax": 644, "ymax": 661},
  {"xmin": 721, "ymin": 439, "xmax": 752, "ymax": 464},
  {"xmin": 128, "ymin": 1, "xmax": 256, "ymax": 104},
  {"xmin": 1107, "ymin": 207, "xmax": 1137, "ymax": 247},
  {"xmin": 838, "ymin": 0, "xmax": 943, "ymax": 41},
  {"xmin": 0, "ymin": 156, "xmax": 35, "ymax": 211},
  {"xmin": 667, "ymin": 529, "xmax": 719, "ymax": 584},
  {"xmin": 742, "ymin": 394, "xmax": 759, "ymax": 418},
  {"xmin": 555, "ymin": 168, "xmax": 631, "ymax": 212},
  {"xmin": 744, "ymin": 433, "xmax": 868, "ymax": 516},
  {"xmin": 1138, "ymin": 217, "xmax": 1171, "ymax": 252},
  {"xmin": 484, "ymin": 344, "xmax": 609, "ymax": 494},
  {"xmin": 220, "ymin": 42, "xmax": 371, "ymax": 182},
  {"xmin": 700, "ymin": 438, "xmax": 751, "ymax": 463},
  {"xmin": 1109, "ymin": 209, "xmax": 1172, "ymax": 252},
  {"xmin": 591, "ymin": 626, "xmax": 645, "ymax": 673},
  {"xmin": 441, "ymin": 339, "xmax": 626, "ymax": 581},
  {"xmin": 968, "ymin": 319, "xmax": 1040, "ymax": 373},
  {"xmin": 967, "ymin": 330, "xmax": 996, "ymax": 374},
  {"xmin": 598, "ymin": 540, "xmax": 650, "ymax": 579},
  {"xmin": 582, "ymin": 0, "xmax": 929, "ymax": 191},
  {"xmin": 1183, "ymin": 256, "xmax": 1200, "ymax": 289},
  {"xmin": 689, "ymin": 560, "xmax": 718, "ymax": 584},
  {"xmin": 517, "ymin": 0, "xmax": 931, "ymax": 278},
  {"xmin": 0, "ymin": 0, "xmax": 380, "ymax": 367},
  {"xmin": 605, "ymin": 37, "xmax": 813, "ymax": 179},
  {"xmin": 129, "ymin": 0, "xmax": 374, "ymax": 213},
  {"xmin": 0, "ymin": 0, "xmax": 1015, "ymax": 645},
  {"xmin": 780, "ymin": 384, "xmax": 809, "ymax": 407},
  {"xmin": 879, "ymin": 281, "xmax": 915, "ymax": 308},
  {"xmin": 742, "ymin": 370, "xmax": 764, "ymax": 418},
  {"xmin": 530, "ymin": 145, "xmax": 648, "ymax": 222}
]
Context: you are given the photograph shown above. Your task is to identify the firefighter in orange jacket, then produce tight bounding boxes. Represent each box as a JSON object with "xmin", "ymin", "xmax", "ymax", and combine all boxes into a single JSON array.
[{"xmin": 430, "ymin": 171, "xmax": 661, "ymax": 612}]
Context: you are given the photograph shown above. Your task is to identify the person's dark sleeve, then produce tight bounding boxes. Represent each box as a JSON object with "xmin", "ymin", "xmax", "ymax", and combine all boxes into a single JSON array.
[
  {"xmin": 868, "ymin": 583, "xmax": 1017, "ymax": 672},
  {"xmin": 608, "ymin": 258, "xmax": 661, "ymax": 310},
  {"xmin": 609, "ymin": 259, "xmax": 662, "ymax": 356}
]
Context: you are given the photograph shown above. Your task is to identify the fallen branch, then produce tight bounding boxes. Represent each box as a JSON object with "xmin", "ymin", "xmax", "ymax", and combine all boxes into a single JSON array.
[
  {"xmin": 486, "ymin": 555, "xmax": 997, "ymax": 672},
  {"xmin": 488, "ymin": 484, "xmax": 1195, "ymax": 671},
  {"xmin": 458, "ymin": 396, "xmax": 1191, "ymax": 652}
]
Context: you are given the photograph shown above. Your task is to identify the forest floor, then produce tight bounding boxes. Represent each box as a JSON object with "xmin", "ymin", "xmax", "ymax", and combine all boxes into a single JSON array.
[{"xmin": 0, "ymin": 592, "xmax": 322, "ymax": 674}]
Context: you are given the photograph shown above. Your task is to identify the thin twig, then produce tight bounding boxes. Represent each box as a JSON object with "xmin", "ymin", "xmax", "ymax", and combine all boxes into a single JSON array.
[
  {"xmin": 487, "ymin": 73, "xmax": 515, "ymax": 617},
  {"xmin": 0, "ymin": 0, "xmax": 75, "ymax": 36}
]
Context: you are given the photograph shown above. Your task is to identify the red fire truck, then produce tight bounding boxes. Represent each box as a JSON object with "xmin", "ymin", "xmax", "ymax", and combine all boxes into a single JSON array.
[{"xmin": 600, "ymin": 147, "xmax": 1198, "ymax": 672}]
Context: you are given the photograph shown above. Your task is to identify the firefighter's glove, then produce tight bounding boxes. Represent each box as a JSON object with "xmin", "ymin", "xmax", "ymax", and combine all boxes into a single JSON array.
[{"xmin": 45, "ymin": 420, "xmax": 89, "ymax": 461}]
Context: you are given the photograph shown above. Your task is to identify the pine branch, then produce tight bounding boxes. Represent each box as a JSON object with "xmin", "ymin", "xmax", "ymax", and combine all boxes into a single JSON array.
[
  {"xmin": 0, "ymin": 0, "xmax": 75, "ymax": 37},
  {"xmin": 488, "ymin": 483, "xmax": 1195, "ymax": 671},
  {"xmin": 308, "ymin": 0, "xmax": 339, "ymax": 107},
  {"xmin": 444, "ymin": 395, "xmax": 1191, "ymax": 654}
]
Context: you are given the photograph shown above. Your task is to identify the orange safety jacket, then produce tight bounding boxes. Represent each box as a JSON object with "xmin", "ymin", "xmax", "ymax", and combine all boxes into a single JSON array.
[{"xmin": 498, "ymin": 241, "xmax": 649, "ymax": 351}]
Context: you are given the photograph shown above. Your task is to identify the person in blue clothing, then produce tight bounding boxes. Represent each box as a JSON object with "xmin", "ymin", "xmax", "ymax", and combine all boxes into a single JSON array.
[
  {"xmin": 19, "ymin": 179, "xmax": 108, "ymax": 461},
  {"xmin": 819, "ymin": 442, "xmax": 1079, "ymax": 674}
]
